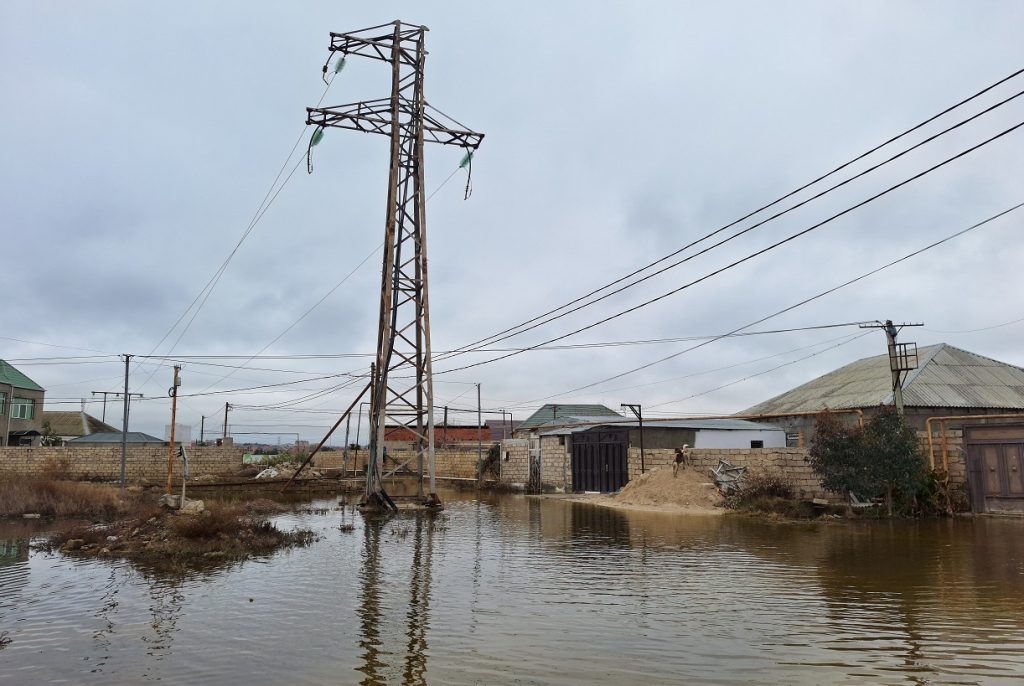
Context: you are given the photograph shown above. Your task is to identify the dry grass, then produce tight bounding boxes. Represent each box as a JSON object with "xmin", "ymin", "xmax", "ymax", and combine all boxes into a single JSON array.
[{"xmin": 0, "ymin": 478, "xmax": 124, "ymax": 518}]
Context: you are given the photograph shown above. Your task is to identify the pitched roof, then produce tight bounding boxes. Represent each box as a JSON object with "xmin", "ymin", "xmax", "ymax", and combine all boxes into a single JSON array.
[
  {"xmin": 42, "ymin": 411, "xmax": 118, "ymax": 437},
  {"xmin": 0, "ymin": 360, "xmax": 44, "ymax": 392},
  {"xmin": 743, "ymin": 343, "xmax": 1024, "ymax": 415},
  {"xmin": 68, "ymin": 431, "xmax": 166, "ymax": 444},
  {"xmin": 517, "ymin": 404, "xmax": 622, "ymax": 431}
]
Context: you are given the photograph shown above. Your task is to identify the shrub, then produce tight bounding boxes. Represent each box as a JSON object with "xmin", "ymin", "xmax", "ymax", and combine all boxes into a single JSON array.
[
  {"xmin": 169, "ymin": 504, "xmax": 246, "ymax": 539},
  {"xmin": 808, "ymin": 407, "xmax": 929, "ymax": 516}
]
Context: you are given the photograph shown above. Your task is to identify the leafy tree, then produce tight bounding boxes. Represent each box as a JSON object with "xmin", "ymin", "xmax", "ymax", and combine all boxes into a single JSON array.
[{"xmin": 808, "ymin": 407, "xmax": 928, "ymax": 516}]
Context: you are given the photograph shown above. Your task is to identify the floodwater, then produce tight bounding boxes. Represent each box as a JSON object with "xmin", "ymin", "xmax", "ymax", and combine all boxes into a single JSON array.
[{"xmin": 2, "ymin": 491, "xmax": 1024, "ymax": 685}]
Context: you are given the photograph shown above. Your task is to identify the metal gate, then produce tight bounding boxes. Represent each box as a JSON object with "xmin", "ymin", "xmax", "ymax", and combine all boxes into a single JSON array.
[
  {"xmin": 965, "ymin": 424, "xmax": 1024, "ymax": 514},
  {"xmin": 571, "ymin": 429, "xmax": 628, "ymax": 493},
  {"xmin": 527, "ymin": 435, "xmax": 542, "ymax": 494}
]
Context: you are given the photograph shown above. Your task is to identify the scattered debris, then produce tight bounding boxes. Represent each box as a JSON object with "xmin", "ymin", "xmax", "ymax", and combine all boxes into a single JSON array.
[
  {"xmin": 710, "ymin": 460, "xmax": 747, "ymax": 495},
  {"xmin": 0, "ymin": 631, "xmax": 10, "ymax": 650}
]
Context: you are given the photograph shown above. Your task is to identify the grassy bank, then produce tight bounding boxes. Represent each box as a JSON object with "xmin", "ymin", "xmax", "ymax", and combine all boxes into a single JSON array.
[{"xmin": 0, "ymin": 478, "xmax": 124, "ymax": 518}]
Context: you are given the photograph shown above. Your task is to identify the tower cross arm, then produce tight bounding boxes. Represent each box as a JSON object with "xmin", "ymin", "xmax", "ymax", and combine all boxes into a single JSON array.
[
  {"xmin": 307, "ymin": 104, "xmax": 484, "ymax": 149},
  {"xmin": 326, "ymin": 22, "xmax": 426, "ymax": 66}
]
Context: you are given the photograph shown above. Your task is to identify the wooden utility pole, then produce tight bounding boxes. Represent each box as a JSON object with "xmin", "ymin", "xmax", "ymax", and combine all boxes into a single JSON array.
[
  {"xmin": 222, "ymin": 402, "xmax": 230, "ymax": 441},
  {"xmin": 166, "ymin": 365, "xmax": 181, "ymax": 493},
  {"xmin": 306, "ymin": 21, "xmax": 483, "ymax": 510},
  {"xmin": 859, "ymin": 320, "xmax": 923, "ymax": 415},
  {"xmin": 119, "ymin": 355, "xmax": 132, "ymax": 493},
  {"xmin": 476, "ymin": 383, "xmax": 483, "ymax": 483}
]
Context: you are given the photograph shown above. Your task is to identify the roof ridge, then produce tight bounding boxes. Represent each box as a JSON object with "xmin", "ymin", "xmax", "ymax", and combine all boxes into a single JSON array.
[{"xmin": 902, "ymin": 342, "xmax": 946, "ymax": 389}]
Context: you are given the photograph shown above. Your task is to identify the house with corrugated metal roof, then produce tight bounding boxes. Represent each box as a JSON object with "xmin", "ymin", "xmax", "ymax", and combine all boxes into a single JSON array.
[
  {"xmin": 514, "ymin": 404, "xmax": 623, "ymax": 437},
  {"xmin": 0, "ymin": 359, "xmax": 45, "ymax": 447},
  {"xmin": 742, "ymin": 343, "xmax": 1024, "ymax": 440}
]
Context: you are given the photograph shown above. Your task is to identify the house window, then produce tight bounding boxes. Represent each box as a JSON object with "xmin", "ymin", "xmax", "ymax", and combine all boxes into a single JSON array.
[
  {"xmin": 11, "ymin": 398, "xmax": 34, "ymax": 420},
  {"xmin": 750, "ymin": 440, "xmax": 764, "ymax": 449},
  {"xmin": 0, "ymin": 392, "xmax": 5, "ymax": 414}
]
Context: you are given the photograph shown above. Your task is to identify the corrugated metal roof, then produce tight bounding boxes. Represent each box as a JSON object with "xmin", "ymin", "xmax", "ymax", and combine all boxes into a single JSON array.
[
  {"xmin": 518, "ymin": 404, "xmax": 622, "ymax": 431},
  {"xmin": 539, "ymin": 417, "xmax": 783, "ymax": 436},
  {"xmin": 743, "ymin": 343, "xmax": 1024, "ymax": 414},
  {"xmin": 0, "ymin": 360, "xmax": 44, "ymax": 392}
]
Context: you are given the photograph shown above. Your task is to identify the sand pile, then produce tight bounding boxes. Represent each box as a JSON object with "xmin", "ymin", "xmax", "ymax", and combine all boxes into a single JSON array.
[{"xmin": 612, "ymin": 465, "xmax": 722, "ymax": 510}]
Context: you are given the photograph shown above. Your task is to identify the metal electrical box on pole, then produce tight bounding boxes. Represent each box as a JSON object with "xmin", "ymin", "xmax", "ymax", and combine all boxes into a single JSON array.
[
  {"xmin": 305, "ymin": 21, "xmax": 484, "ymax": 511},
  {"xmin": 859, "ymin": 320, "xmax": 923, "ymax": 416}
]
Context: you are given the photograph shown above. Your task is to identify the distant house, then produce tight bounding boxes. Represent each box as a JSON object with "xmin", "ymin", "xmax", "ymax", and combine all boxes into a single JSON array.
[
  {"xmin": 485, "ymin": 418, "xmax": 522, "ymax": 441},
  {"xmin": 383, "ymin": 424, "xmax": 486, "ymax": 449},
  {"xmin": 515, "ymin": 404, "xmax": 623, "ymax": 437},
  {"xmin": 67, "ymin": 431, "xmax": 166, "ymax": 446},
  {"xmin": 0, "ymin": 359, "xmax": 45, "ymax": 447},
  {"xmin": 742, "ymin": 343, "xmax": 1024, "ymax": 440},
  {"xmin": 42, "ymin": 411, "xmax": 118, "ymax": 444}
]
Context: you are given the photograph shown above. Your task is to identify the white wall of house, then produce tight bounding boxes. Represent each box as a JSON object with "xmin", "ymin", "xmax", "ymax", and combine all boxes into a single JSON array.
[{"xmin": 693, "ymin": 429, "xmax": 786, "ymax": 449}]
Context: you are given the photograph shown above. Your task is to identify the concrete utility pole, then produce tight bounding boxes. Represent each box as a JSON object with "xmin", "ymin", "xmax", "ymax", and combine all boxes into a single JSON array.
[
  {"xmin": 859, "ymin": 320, "xmax": 923, "ymax": 415},
  {"xmin": 621, "ymin": 404, "xmax": 646, "ymax": 475},
  {"xmin": 306, "ymin": 21, "xmax": 483, "ymax": 511},
  {"xmin": 199, "ymin": 415, "xmax": 206, "ymax": 445},
  {"xmin": 166, "ymin": 365, "xmax": 181, "ymax": 494}
]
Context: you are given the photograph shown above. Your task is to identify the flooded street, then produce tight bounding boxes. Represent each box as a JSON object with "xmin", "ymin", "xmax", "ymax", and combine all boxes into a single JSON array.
[{"xmin": 2, "ymin": 491, "xmax": 1024, "ymax": 685}]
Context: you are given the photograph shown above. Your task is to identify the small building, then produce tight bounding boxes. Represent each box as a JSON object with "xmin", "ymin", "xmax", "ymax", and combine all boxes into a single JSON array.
[
  {"xmin": 67, "ymin": 431, "xmax": 167, "ymax": 446},
  {"xmin": 510, "ymin": 416, "xmax": 785, "ymax": 493},
  {"xmin": 42, "ymin": 410, "xmax": 118, "ymax": 444},
  {"xmin": 485, "ymin": 418, "xmax": 522, "ymax": 441},
  {"xmin": 515, "ymin": 403, "xmax": 623, "ymax": 437},
  {"xmin": 0, "ymin": 359, "xmax": 45, "ymax": 447}
]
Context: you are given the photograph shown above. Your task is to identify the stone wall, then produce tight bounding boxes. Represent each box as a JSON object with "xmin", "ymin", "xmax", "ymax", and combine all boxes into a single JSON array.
[
  {"xmin": 540, "ymin": 436, "xmax": 570, "ymax": 490},
  {"xmin": 919, "ymin": 430, "xmax": 967, "ymax": 484},
  {"xmin": 0, "ymin": 445, "xmax": 244, "ymax": 481},
  {"xmin": 500, "ymin": 439, "xmax": 529, "ymax": 486},
  {"xmin": 628, "ymin": 447, "xmax": 832, "ymax": 500}
]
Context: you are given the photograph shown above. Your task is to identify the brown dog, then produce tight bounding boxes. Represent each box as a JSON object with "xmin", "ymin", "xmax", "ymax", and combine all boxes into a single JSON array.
[{"xmin": 673, "ymin": 444, "xmax": 691, "ymax": 477}]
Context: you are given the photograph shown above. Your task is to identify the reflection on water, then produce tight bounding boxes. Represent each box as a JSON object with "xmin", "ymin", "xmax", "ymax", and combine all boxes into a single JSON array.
[{"xmin": 1, "ymin": 495, "xmax": 1023, "ymax": 685}]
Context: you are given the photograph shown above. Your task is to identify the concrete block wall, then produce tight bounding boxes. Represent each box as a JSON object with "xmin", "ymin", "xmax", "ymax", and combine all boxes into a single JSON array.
[
  {"xmin": 0, "ymin": 445, "xmax": 243, "ymax": 482},
  {"xmin": 919, "ymin": 430, "xmax": 966, "ymax": 484},
  {"xmin": 310, "ymin": 445, "xmax": 482, "ymax": 480},
  {"xmin": 540, "ymin": 436, "xmax": 570, "ymax": 490},
  {"xmin": 629, "ymin": 447, "xmax": 833, "ymax": 501},
  {"xmin": 500, "ymin": 439, "xmax": 529, "ymax": 486}
]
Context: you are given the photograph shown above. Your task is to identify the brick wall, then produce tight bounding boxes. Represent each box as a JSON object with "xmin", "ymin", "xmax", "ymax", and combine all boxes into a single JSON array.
[
  {"xmin": 0, "ymin": 445, "xmax": 244, "ymax": 481},
  {"xmin": 540, "ymin": 436, "xmax": 569, "ymax": 489}
]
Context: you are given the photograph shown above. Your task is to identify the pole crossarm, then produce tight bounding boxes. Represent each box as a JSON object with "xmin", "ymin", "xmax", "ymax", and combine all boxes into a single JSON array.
[{"xmin": 307, "ymin": 103, "xmax": 484, "ymax": 149}]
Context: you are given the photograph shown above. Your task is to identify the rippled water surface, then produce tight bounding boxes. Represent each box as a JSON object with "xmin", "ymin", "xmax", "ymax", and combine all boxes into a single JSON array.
[{"xmin": 2, "ymin": 491, "xmax": 1024, "ymax": 685}]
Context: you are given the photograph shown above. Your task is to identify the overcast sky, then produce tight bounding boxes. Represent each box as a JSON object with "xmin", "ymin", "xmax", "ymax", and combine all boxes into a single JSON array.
[{"xmin": 2, "ymin": 1, "xmax": 1023, "ymax": 442}]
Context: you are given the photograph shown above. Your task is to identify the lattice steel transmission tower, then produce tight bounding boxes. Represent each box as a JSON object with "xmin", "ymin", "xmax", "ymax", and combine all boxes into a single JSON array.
[{"xmin": 306, "ymin": 21, "xmax": 483, "ymax": 510}]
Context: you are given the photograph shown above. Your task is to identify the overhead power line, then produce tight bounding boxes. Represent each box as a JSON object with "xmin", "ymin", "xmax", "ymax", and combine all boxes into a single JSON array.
[
  {"xmin": 435, "ymin": 83, "xmax": 1024, "ymax": 365},
  {"xmin": 524, "ymin": 200, "xmax": 1024, "ymax": 404},
  {"xmin": 432, "ymin": 69, "xmax": 1024, "ymax": 364},
  {"xmin": 433, "ymin": 120, "xmax": 1024, "ymax": 378}
]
